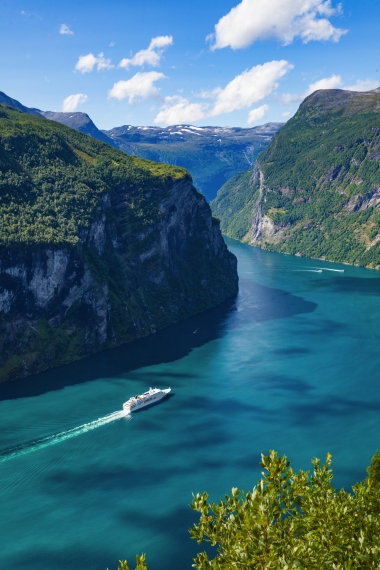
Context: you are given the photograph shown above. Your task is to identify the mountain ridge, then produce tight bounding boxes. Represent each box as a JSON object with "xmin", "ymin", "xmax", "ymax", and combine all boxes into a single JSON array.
[
  {"xmin": 211, "ymin": 87, "xmax": 380, "ymax": 268},
  {"xmin": 0, "ymin": 90, "xmax": 282, "ymax": 201}
]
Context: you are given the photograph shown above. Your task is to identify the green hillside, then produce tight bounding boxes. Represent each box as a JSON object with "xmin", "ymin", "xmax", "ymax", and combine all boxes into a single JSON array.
[
  {"xmin": 0, "ymin": 104, "xmax": 186, "ymax": 248},
  {"xmin": 212, "ymin": 88, "xmax": 380, "ymax": 268}
]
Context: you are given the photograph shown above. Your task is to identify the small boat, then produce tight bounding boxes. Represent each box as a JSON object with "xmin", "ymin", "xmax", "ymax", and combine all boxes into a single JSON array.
[{"xmin": 123, "ymin": 387, "xmax": 171, "ymax": 413}]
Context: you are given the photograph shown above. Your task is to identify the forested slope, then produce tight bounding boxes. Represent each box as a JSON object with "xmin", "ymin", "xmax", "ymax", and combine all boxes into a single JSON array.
[
  {"xmin": 212, "ymin": 88, "xmax": 380, "ymax": 268},
  {"xmin": 0, "ymin": 104, "xmax": 238, "ymax": 382}
]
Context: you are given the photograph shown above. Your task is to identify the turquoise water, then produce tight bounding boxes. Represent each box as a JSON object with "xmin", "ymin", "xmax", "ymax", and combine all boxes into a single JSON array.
[{"xmin": 1, "ymin": 238, "xmax": 380, "ymax": 569}]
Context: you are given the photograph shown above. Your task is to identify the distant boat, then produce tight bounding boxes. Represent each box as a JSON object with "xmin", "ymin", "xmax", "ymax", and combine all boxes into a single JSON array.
[{"xmin": 123, "ymin": 387, "xmax": 171, "ymax": 413}]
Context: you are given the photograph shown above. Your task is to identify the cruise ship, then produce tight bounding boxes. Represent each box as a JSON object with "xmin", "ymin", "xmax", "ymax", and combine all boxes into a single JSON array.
[{"xmin": 123, "ymin": 387, "xmax": 171, "ymax": 413}]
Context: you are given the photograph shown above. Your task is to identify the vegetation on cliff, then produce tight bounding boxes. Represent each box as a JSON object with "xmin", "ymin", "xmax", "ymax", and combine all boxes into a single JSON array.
[
  {"xmin": 0, "ymin": 104, "xmax": 186, "ymax": 247},
  {"xmin": 0, "ymin": 104, "xmax": 238, "ymax": 382},
  {"xmin": 212, "ymin": 88, "xmax": 380, "ymax": 268},
  {"xmin": 117, "ymin": 449, "xmax": 380, "ymax": 569}
]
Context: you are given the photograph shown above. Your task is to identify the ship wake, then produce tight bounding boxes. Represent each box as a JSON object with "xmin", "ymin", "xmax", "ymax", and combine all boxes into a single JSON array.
[{"xmin": 0, "ymin": 410, "xmax": 129, "ymax": 463}]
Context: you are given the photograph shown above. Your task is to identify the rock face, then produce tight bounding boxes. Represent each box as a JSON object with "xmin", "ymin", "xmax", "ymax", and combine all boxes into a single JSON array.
[
  {"xmin": 0, "ymin": 105, "xmax": 238, "ymax": 382},
  {"xmin": 212, "ymin": 88, "xmax": 380, "ymax": 268}
]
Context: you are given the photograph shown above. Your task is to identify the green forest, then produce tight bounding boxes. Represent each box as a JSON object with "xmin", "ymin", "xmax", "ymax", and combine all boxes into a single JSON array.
[
  {"xmin": 212, "ymin": 89, "xmax": 380, "ymax": 268},
  {"xmin": 0, "ymin": 104, "xmax": 187, "ymax": 248}
]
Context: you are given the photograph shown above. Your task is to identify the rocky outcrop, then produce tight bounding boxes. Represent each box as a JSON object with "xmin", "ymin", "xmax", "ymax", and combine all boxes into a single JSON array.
[{"xmin": 0, "ymin": 176, "xmax": 238, "ymax": 382}]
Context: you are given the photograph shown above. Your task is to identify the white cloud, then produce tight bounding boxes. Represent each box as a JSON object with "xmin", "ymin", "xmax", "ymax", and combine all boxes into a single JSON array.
[
  {"xmin": 154, "ymin": 96, "xmax": 206, "ymax": 125},
  {"xmin": 119, "ymin": 36, "xmax": 173, "ymax": 70},
  {"xmin": 62, "ymin": 94, "xmax": 88, "ymax": 112},
  {"xmin": 108, "ymin": 71, "xmax": 166, "ymax": 103},
  {"xmin": 197, "ymin": 87, "xmax": 222, "ymax": 99},
  {"xmin": 280, "ymin": 74, "xmax": 343, "ymax": 104},
  {"xmin": 344, "ymin": 79, "xmax": 379, "ymax": 92},
  {"xmin": 209, "ymin": 0, "xmax": 347, "ymax": 50},
  {"xmin": 75, "ymin": 53, "xmax": 113, "ymax": 73},
  {"xmin": 208, "ymin": 60, "xmax": 293, "ymax": 116},
  {"xmin": 60, "ymin": 24, "xmax": 73, "ymax": 35},
  {"xmin": 96, "ymin": 53, "xmax": 114, "ymax": 71},
  {"xmin": 247, "ymin": 104, "xmax": 269, "ymax": 125}
]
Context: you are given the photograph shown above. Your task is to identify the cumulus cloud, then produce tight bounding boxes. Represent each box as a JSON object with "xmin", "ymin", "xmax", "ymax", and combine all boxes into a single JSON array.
[
  {"xmin": 60, "ymin": 24, "xmax": 73, "ymax": 35},
  {"xmin": 344, "ymin": 79, "xmax": 379, "ymax": 92},
  {"xmin": 108, "ymin": 71, "xmax": 166, "ymax": 103},
  {"xmin": 119, "ymin": 36, "xmax": 173, "ymax": 70},
  {"xmin": 208, "ymin": 0, "xmax": 347, "ymax": 50},
  {"xmin": 279, "ymin": 74, "xmax": 343, "ymax": 104},
  {"xmin": 152, "ymin": 60, "xmax": 290, "ymax": 125},
  {"xmin": 208, "ymin": 60, "xmax": 293, "ymax": 116},
  {"xmin": 75, "ymin": 53, "xmax": 113, "ymax": 73},
  {"xmin": 62, "ymin": 94, "xmax": 88, "ymax": 112},
  {"xmin": 247, "ymin": 104, "xmax": 269, "ymax": 125},
  {"xmin": 154, "ymin": 96, "xmax": 206, "ymax": 125}
]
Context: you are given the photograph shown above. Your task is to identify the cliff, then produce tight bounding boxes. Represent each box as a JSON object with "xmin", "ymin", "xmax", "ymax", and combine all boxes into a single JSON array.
[
  {"xmin": 211, "ymin": 88, "xmax": 380, "ymax": 268},
  {"xmin": 0, "ymin": 104, "xmax": 238, "ymax": 382}
]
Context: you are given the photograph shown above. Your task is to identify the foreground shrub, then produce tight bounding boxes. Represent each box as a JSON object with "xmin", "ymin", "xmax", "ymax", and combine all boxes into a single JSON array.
[{"xmin": 117, "ymin": 450, "xmax": 380, "ymax": 569}]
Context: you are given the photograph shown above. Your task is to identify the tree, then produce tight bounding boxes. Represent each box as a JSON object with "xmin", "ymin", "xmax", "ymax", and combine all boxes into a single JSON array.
[
  {"xmin": 367, "ymin": 450, "xmax": 380, "ymax": 491},
  {"xmin": 190, "ymin": 450, "xmax": 380, "ymax": 569},
  {"xmin": 114, "ymin": 451, "xmax": 380, "ymax": 569},
  {"xmin": 110, "ymin": 554, "xmax": 147, "ymax": 570}
]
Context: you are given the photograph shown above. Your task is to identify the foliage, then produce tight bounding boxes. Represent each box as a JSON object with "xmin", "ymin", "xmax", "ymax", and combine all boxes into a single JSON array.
[
  {"xmin": 114, "ymin": 450, "xmax": 380, "ymax": 569},
  {"xmin": 367, "ymin": 450, "xmax": 380, "ymax": 491},
  {"xmin": 190, "ymin": 450, "xmax": 380, "ymax": 569},
  {"xmin": 211, "ymin": 168, "xmax": 260, "ymax": 240},
  {"xmin": 211, "ymin": 89, "xmax": 380, "ymax": 268},
  {"xmin": 114, "ymin": 554, "xmax": 147, "ymax": 570},
  {"xmin": 0, "ymin": 104, "xmax": 187, "ymax": 248}
]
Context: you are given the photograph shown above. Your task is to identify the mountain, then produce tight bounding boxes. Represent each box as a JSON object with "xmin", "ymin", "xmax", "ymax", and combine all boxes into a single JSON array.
[
  {"xmin": 0, "ymin": 90, "xmax": 43, "ymax": 116},
  {"xmin": 0, "ymin": 104, "xmax": 238, "ymax": 383},
  {"xmin": 0, "ymin": 90, "xmax": 282, "ymax": 201},
  {"xmin": 102, "ymin": 123, "xmax": 283, "ymax": 201},
  {"xmin": 40, "ymin": 111, "xmax": 118, "ymax": 147},
  {"xmin": 211, "ymin": 88, "xmax": 380, "ymax": 268}
]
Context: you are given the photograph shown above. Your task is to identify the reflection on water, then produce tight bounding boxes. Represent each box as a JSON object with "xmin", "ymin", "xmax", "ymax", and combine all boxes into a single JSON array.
[{"xmin": 0, "ymin": 237, "xmax": 380, "ymax": 570}]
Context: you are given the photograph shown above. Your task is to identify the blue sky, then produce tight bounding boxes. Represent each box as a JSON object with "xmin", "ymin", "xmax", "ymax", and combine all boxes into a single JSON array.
[{"xmin": 1, "ymin": 0, "xmax": 379, "ymax": 129}]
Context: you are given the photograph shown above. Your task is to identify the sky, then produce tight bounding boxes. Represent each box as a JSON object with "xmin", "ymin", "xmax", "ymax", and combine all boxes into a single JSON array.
[{"xmin": 0, "ymin": 0, "xmax": 379, "ymax": 130}]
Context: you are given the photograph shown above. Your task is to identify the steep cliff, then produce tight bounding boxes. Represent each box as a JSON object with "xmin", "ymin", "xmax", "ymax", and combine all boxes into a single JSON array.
[
  {"xmin": 0, "ymin": 105, "xmax": 238, "ymax": 382},
  {"xmin": 212, "ymin": 88, "xmax": 380, "ymax": 268}
]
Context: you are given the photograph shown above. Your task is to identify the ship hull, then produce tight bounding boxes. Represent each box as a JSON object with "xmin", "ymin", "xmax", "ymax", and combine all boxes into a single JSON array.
[{"xmin": 123, "ymin": 388, "xmax": 171, "ymax": 413}]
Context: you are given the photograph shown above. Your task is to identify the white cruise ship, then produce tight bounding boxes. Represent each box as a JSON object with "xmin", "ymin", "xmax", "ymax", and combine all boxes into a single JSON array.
[{"xmin": 123, "ymin": 387, "xmax": 171, "ymax": 413}]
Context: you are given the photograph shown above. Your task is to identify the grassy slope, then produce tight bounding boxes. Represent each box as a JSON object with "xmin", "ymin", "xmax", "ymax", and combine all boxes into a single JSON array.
[
  {"xmin": 0, "ymin": 104, "xmax": 187, "ymax": 248},
  {"xmin": 212, "ymin": 89, "xmax": 380, "ymax": 267}
]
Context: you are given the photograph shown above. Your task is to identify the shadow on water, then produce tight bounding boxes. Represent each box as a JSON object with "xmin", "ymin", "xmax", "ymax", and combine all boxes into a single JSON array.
[
  {"xmin": 327, "ymin": 276, "xmax": 380, "ymax": 296},
  {"xmin": 0, "ymin": 279, "xmax": 316, "ymax": 402}
]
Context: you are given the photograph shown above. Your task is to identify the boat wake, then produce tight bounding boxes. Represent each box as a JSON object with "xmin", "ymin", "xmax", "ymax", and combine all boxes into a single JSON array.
[
  {"xmin": 0, "ymin": 409, "xmax": 129, "ymax": 463},
  {"xmin": 313, "ymin": 268, "xmax": 345, "ymax": 273},
  {"xmin": 295, "ymin": 269, "xmax": 322, "ymax": 273}
]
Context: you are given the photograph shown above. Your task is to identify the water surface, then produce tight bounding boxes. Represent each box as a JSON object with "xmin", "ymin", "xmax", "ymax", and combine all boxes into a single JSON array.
[{"xmin": 1, "ymin": 238, "xmax": 380, "ymax": 569}]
